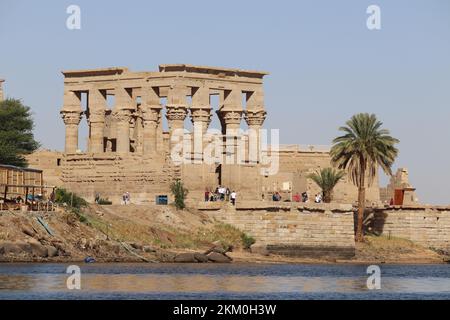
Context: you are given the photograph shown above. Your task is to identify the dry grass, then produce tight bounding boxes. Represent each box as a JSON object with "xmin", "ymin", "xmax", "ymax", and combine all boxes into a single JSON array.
[{"xmin": 78, "ymin": 207, "xmax": 247, "ymax": 251}]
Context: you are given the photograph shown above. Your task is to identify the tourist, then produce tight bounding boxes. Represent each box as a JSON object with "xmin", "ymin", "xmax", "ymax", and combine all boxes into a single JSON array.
[
  {"xmin": 272, "ymin": 192, "xmax": 281, "ymax": 202},
  {"xmin": 95, "ymin": 193, "xmax": 100, "ymax": 204},
  {"xmin": 204, "ymin": 189, "xmax": 210, "ymax": 202},
  {"xmin": 301, "ymin": 192, "xmax": 308, "ymax": 203},
  {"xmin": 126, "ymin": 192, "xmax": 131, "ymax": 204},
  {"xmin": 293, "ymin": 192, "xmax": 301, "ymax": 202},
  {"xmin": 225, "ymin": 188, "xmax": 230, "ymax": 201},
  {"xmin": 218, "ymin": 186, "xmax": 225, "ymax": 201},
  {"xmin": 230, "ymin": 190, "xmax": 237, "ymax": 205},
  {"xmin": 315, "ymin": 193, "xmax": 322, "ymax": 203}
]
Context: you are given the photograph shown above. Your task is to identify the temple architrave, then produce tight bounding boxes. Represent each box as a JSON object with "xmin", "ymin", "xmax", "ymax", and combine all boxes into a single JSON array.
[{"xmin": 27, "ymin": 64, "xmax": 381, "ymax": 204}]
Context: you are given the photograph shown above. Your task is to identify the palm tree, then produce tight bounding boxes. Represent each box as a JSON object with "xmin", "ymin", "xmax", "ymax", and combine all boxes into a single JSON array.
[
  {"xmin": 330, "ymin": 113, "xmax": 399, "ymax": 242},
  {"xmin": 307, "ymin": 168, "xmax": 345, "ymax": 203}
]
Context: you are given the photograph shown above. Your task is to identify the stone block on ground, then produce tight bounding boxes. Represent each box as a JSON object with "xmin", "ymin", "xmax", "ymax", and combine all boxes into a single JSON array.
[{"xmin": 207, "ymin": 251, "xmax": 232, "ymax": 263}]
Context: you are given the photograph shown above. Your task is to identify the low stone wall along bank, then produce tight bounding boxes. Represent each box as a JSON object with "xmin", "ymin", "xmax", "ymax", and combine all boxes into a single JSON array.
[
  {"xmin": 372, "ymin": 206, "xmax": 450, "ymax": 251},
  {"xmin": 199, "ymin": 202, "xmax": 356, "ymax": 259}
]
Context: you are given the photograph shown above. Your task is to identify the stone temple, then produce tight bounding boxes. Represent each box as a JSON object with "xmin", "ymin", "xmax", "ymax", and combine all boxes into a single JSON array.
[{"xmin": 32, "ymin": 64, "xmax": 382, "ymax": 204}]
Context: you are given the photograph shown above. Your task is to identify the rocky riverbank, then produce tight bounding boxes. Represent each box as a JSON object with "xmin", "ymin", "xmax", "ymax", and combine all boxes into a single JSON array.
[{"xmin": 0, "ymin": 204, "xmax": 448, "ymax": 264}]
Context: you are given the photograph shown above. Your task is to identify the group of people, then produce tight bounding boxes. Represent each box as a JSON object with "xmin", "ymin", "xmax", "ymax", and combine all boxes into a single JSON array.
[
  {"xmin": 204, "ymin": 186, "xmax": 237, "ymax": 205},
  {"xmin": 272, "ymin": 191, "xmax": 322, "ymax": 203}
]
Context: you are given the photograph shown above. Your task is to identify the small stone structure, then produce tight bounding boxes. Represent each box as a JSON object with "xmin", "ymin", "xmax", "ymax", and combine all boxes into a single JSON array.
[{"xmin": 379, "ymin": 168, "xmax": 419, "ymax": 205}]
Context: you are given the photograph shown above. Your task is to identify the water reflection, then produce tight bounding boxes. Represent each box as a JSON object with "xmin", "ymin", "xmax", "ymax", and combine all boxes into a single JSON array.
[{"xmin": 0, "ymin": 263, "xmax": 449, "ymax": 299}]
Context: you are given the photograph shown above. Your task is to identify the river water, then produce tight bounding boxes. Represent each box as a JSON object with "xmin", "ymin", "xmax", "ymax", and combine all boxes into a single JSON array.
[{"xmin": 0, "ymin": 263, "xmax": 449, "ymax": 299}]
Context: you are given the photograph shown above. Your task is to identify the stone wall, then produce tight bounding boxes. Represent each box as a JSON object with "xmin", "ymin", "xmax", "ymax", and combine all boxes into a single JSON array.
[
  {"xmin": 61, "ymin": 153, "xmax": 178, "ymax": 204},
  {"xmin": 371, "ymin": 206, "xmax": 450, "ymax": 251},
  {"xmin": 264, "ymin": 149, "xmax": 381, "ymax": 205},
  {"xmin": 26, "ymin": 150, "xmax": 63, "ymax": 187},
  {"xmin": 199, "ymin": 201, "xmax": 356, "ymax": 259}
]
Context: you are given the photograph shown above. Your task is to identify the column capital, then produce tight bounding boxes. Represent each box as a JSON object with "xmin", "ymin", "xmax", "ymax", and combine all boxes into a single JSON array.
[
  {"xmin": 142, "ymin": 106, "xmax": 161, "ymax": 122},
  {"xmin": 112, "ymin": 109, "xmax": 132, "ymax": 123},
  {"xmin": 190, "ymin": 106, "xmax": 212, "ymax": 124},
  {"xmin": 166, "ymin": 105, "xmax": 188, "ymax": 121},
  {"xmin": 88, "ymin": 109, "xmax": 106, "ymax": 124},
  {"xmin": 245, "ymin": 109, "xmax": 266, "ymax": 127},
  {"xmin": 61, "ymin": 110, "xmax": 83, "ymax": 126},
  {"xmin": 220, "ymin": 110, "xmax": 243, "ymax": 127}
]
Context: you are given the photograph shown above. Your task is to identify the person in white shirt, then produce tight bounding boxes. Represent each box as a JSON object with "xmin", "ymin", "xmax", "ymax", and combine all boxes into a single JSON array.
[{"xmin": 230, "ymin": 191, "xmax": 237, "ymax": 205}]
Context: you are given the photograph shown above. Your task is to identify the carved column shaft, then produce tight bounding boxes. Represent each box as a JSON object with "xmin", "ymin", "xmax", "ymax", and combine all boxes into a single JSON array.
[
  {"xmin": 191, "ymin": 107, "xmax": 212, "ymax": 162},
  {"xmin": 245, "ymin": 110, "xmax": 266, "ymax": 163},
  {"xmin": 166, "ymin": 85, "xmax": 188, "ymax": 150},
  {"xmin": 113, "ymin": 109, "xmax": 132, "ymax": 153},
  {"xmin": 142, "ymin": 107, "xmax": 160, "ymax": 155},
  {"xmin": 88, "ymin": 89, "xmax": 107, "ymax": 153},
  {"xmin": 61, "ymin": 111, "xmax": 83, "ymax": 153},
  {"xmin": 113, "ymin": 87, "xmax": 133, "ymax": 153},
  {"xmin": 61, "ymin": 90, "xmax": 83, "ymax": 154}
]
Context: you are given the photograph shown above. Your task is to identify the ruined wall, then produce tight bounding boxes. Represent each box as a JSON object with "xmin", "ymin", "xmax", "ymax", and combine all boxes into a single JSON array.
[
  {"xmin": 263, "ymin": 149, "xmax": 380, "ymax": 204},
  {"xmin": 371, "ymin": 206, "xmax": 450, "ymax": 251},
  {"xmin": 200, "ymin": 201, "xmax": 356, "ymax": 258},
  {"xmin": 26, "ymin": 150, "xmax": 63, "ymax": 187},
  {"xmin": 61, "ymin": 153, "xmax": 178, "ymax": 204}
]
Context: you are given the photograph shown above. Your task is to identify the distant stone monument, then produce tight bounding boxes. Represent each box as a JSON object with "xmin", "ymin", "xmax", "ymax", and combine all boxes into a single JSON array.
[{"xmin": 0, "ymin": 79, "xmax": 4, "ymax": 101}]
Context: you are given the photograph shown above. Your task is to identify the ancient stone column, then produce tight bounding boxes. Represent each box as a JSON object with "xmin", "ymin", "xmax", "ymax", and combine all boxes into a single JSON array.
[
  {"xmin": 245, "ymin": 109, "xmax": 266, "ymax": 163},
  {"xmin": 218, "ymin": 88, "xmax": 244, "ymax": 163},
  {"xmin": 166, "ymin": 85, "xmax": 188, "ymax": 150},
  {"xmin": 142, "ymin": 107, "xmax": 160, "ymax": 154},
  {"xmin": 141, "ymin": 87, "xmax": 162, "ymax": 155},
  {"xmin": 60, "ymin": 90, "xmax": 83, "ymax": 154},
  {"xmin": 113, "ymin": 109, "xmax": 132, "ymax": 153},
  {"xmin": 190, "ymin": 86, "xmax": 212, "ymax": 162},
  {"xmin": 88, "ymin": 89, "xmax": 107, "ymax": 153},
  {"xmin": 113, "ymin": 86, "xmax": 133, "ymax": 153}
]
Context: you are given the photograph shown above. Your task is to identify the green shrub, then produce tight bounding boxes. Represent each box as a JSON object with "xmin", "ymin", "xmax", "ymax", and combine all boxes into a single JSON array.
[
  {"xmin": 98, "ymin": 198, "xmax": 112, "ymax": 205},
  {"xmin": 170, "ymin": 180, "xmax": 188, "ymax": 210},
  {"xmin": 54, "ymin": 188, "xmax": 87, "ymax": 209},
  {"xmin": 241, "ymin": 233, "xmax": 256, "ymax": 249}
]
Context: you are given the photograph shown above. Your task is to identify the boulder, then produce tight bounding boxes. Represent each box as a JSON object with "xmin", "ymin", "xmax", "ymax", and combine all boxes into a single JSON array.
[
  {"xmin": 16, "ymin": 242, "xmax": 32, "ymax": 254},
  {"xmin": 250, "ymin": 244, "xmax": 269, "ymax": 256},
  {"xmin": 194, "ymin": 253, "xmax": 209, "ymax": 263},
  {"xmin": 45, "ymin": 246, "xmax": 58, "ymax": 257},
  {"xmin": 204, "ymin": 241, "xmax": 232, "ymax": 255},
  {"xmin": 130, "ymin": 243, "xmax": 143, "ymax": 251},
  {"xmin": 174, "ymin": 252, "xmax": 198, "ymax": 263},
  {"xmin": 21, "ymin": 226, "xmax": 36, "ymax": 237},
  {"xmin": 207, "ymin": 252, "xmax": 232, "ymax": 263},
  {"xmin": 0, "ymin": 242, "xmax": 22, "ymax": 255},
  {"xmin": 29, "ymin": 242, "xmax": 48, "ymax": 257},
  {"xmin": 143, "ymin": 246, "xmax": 156, "ymax": 253}
]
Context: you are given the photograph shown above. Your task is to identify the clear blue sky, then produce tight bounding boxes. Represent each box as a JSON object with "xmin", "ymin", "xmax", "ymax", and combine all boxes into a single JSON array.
[{"xmin": 1, "ymin": 0, "xmax": 449, "ymax": 204}]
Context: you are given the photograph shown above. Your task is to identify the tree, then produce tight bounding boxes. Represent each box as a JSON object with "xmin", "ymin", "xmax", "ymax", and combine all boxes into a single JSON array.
[
  {"xmin": 0, "ymin": 99, "xmax": 39, "ymax": 167},
  {"xmin": 307, "ymin": 167, "xmax": 345, "ymax": 203},
  {"xmin": 330, "ymin": 113, "xmax": 399, "ymax": 242},
  {"xmin": 170, "ymin": 180, "xmax": 188, "ymax": 210}
]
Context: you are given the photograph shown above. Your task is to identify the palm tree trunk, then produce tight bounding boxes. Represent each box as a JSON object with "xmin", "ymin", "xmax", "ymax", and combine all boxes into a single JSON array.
[{"xmin": 356, "ymin": 186, "xmax": 365, "ymax": 242}]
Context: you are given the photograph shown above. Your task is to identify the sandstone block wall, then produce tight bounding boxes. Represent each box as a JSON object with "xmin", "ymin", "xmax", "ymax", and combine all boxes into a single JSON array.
[
  {"xmin": 372, "ymin": 206, "xmax": 450, "ymax": 251},
  {"xmin": 266, "ymin": 149, "xmax": 380, "ymax": 205},
  {"xmin": 61, "ymin": 153, "xmax": 178, "ymax": 204},
  {"xmin": 26, "ymin": 150, "xmax": 63, "ymax": 187},
  {"xmin": 199, "ymin": 201, "xmax": 356, "ymax": 258}
]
